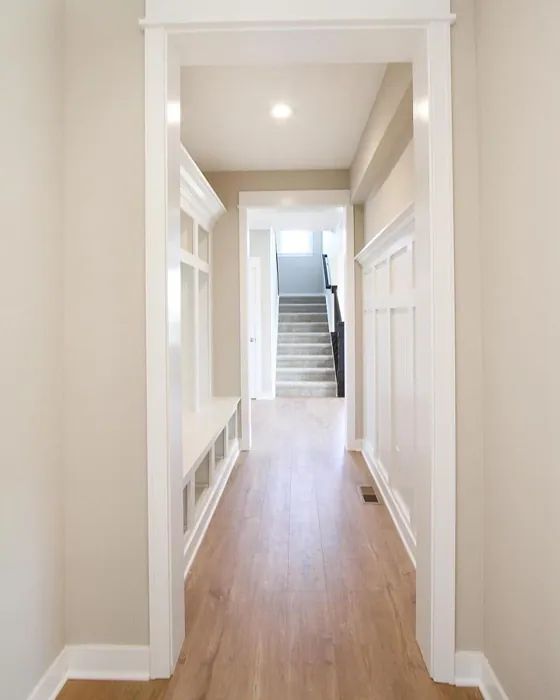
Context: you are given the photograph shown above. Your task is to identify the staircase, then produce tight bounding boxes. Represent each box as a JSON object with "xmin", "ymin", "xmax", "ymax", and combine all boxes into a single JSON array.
[{"xmin": 276, "ymin": 296, "xmax": 338, "ymax": 398}]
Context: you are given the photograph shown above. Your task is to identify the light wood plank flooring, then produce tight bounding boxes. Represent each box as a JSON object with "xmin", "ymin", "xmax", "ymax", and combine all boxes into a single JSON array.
[{"xmin": 59, "ymin": 398, "xmax": 480, "ymax": 700}]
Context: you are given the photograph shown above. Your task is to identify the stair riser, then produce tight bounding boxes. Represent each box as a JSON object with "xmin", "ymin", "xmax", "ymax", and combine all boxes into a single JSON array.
[
  {"xmin": 277, "ymin": 368, "xmax": 336, "ymax": 381},
  {"xmin": 276, "ymin": 383, "xmax": 338, "ymax": 398},
  {"xmin": 277, "ymin": 344, "xmax": 332, "ymax": 356},
  {"xmin": 277, "ymin": 356, "xmax": 334, "ymax": 368},
  {"xmin": 280, "ymin": 296, "xmax": 325, "ymax": 304},
  {"xmin": 279, "ymin": 313, "xmax": 328, "ymax": 322},
  {"xmin": 279, "ymin": 305, "xmax": 325, "ymax": 312},
  {"xmin": 278, "ymin": 322, "xmax": 329, "ymax": 333},
  {"xmin": 278, "ymin": 333, "xmax": 331, "ymax": 344}
]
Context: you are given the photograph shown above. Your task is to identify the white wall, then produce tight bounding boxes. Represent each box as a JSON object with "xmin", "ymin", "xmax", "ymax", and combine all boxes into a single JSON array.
[
  {"xmin": 0, "ymin": 3, "xmax": 65, "ymax": 698},
  {"xmin": 278, "ymin": 231, "xmax": 324, "ymax": 295}
]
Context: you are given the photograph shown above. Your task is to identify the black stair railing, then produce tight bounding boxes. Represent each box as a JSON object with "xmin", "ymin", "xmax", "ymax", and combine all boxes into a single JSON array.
[{"xmin": 322, "ymin": 254, "xmax": 345, "ymax": 397}]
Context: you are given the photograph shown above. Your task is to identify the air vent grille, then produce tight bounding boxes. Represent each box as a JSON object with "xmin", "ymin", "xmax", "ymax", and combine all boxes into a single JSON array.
[{"xmin": 359, "ymin": 485, "xmax": 380, "ymax": 504}]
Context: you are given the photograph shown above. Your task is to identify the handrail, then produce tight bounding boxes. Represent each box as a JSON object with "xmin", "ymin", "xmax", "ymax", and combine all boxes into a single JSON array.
[
  {"xmin": 321, "ymin": 253, "xmax": 332, "ymax": 290},
  {"xmin": 322, "ymin": 253, "xmax": 345, "ymax": 397}
]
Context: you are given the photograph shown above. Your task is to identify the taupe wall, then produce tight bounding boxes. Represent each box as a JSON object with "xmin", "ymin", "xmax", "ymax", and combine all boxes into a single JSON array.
[
  {"xmin": 475, "ymin": 0, "xmax": 560, "ymax": 696},
  {"xmin": 0, "ymin": 3, "xmax": 65, "ymax": 698},
  {"xmin": 206, "ymin": 170, "xmax": 350, "ymax": 396},
  {"xmin": 363, "ymin": 139, "xmax": 414, "ymax": 244},
  {"xmin": 63, "ymin": 0, "xmax": 149, "ymax": 644}
]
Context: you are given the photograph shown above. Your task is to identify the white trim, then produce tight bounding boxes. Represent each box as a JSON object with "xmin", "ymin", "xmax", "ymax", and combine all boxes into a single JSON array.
[
  {"xmin": 180, "ymin": 145, "xmax": 225, "ymax": 231},
  {"xmin": 422, "ymin": 21, "xmax": 457, "ymax": 681},
  {"xmin": 455, "ymin": 652, "xmax": 511, "ymax": 700},
  {"xmin": 344, "ymin": 203, "xmax": 356, "ymax": 449},
  {"xmin": 362, "ymin": 441, "xmax": 416, "ymax": 566},
  {"xmin": 238, "ymin": 206, "xmax": 251, "ymax": 450},
  {"xmin": 140, "ymin": 17, "xmax": 456, "ymax": 31},
  {"xmin": 144, "ymin": 26, "xmax": 184, "ymax": 679},
  {"xmin": 145, "ymin": 15, "xmax": 457, "ymax": 684},
  {"xmin": 184, "ymin": 441, "xmax": 240, "ymax": 578},
  {"xmin": 455, "ymin": 651, "xmax": 482, "ymax": 688},
  {"xmin": 27, "ymin": 648, "xmax": 68, "ymax": 700},
  {"xmin": 66, "ymin": 645, "xmax": 150, "ymax": 681},
  {"xmin": 26, "ymin": 646, "xmax": 151, "ymax": 700}
]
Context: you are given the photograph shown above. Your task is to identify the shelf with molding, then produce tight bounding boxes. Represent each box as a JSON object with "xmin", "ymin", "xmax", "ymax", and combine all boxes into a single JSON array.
[{"xmin": 178, "ymin": 143, "xmax": 238, "ymax": 580}]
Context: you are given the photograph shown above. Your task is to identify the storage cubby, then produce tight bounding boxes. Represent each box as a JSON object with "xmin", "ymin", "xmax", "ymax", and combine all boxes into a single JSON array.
[
  {"xmin": 215, "ymin": 428, "xmax": 226, "ymax": 466},
  {"xmin": 195, "ymin": 452, "xmax": 210, "ymax": 505},
  {"xmin": 181, "ymin": 210, "xmax": 194, "ymax": 254},
  {"xmin": 198, "ymin": 226, "xmax": 209, "ymax": 263},
  {"xmin": 181, "ymin": 265, "xmax": 196, "ymax": 411},
  {"xmin": 197, "ymin": 271, "xmax": 210, "ymax": 407},
  {"xmin": 228, "ymin": 412, "xmax": 237, "ymax": 444},
  {"xmin": 183, "ymin": 482, "xmax": 191, "ymax": 534},
  {"xmin": 179, "ymin": 144, "xmax": 240, "ymax": 579}
]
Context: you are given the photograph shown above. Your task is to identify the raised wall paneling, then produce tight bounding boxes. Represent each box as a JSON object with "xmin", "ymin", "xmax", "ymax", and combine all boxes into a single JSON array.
[{"xmin": 356, "ymin": 204, "xmax": 417, "ymax": 561}]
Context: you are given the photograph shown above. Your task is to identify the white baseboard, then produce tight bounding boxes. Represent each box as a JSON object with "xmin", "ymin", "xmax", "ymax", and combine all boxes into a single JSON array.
[
  {"xmin": 66, "ymin": 645, "xmax": 150, "ymax": 681},
  {"xmin": 361, "ymin": 441, "xmax": 416, "ymax": 566},
  {"xmin": 27, "ymin": 645, "xmax": 150, "ymax": 699},
  {"xmin": 184, "ymin": 440, "xmax": 240, "ymax": 579},
  {"xmin": 28, "ymin": 648, "xmax": 68, "ymax": 700},
  {"xmin": 455, "ymin": 652, "xmax": 510, "ymax": 700},
  {"xmin": 346, "ymin": 437, "xmax": 363, "ymax": 452}
]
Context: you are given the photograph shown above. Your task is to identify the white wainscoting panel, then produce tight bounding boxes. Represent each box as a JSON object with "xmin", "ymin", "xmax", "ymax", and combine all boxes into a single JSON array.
[{"xmin": 356, "ymin": 204, "xmax": 417, "ymax": 562}]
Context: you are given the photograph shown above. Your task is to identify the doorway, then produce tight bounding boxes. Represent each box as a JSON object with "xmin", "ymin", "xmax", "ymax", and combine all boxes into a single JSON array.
[
  {"xmin": 144, "ymin": 13, "xmax": 457, "ymax": 685},
  {"xmin": 239, "ymin": 192, "xmax": 356, "ymax": 452},
  {"xmin": 248, "ymin": 256, "xmax": 263, "ymax": 399}
]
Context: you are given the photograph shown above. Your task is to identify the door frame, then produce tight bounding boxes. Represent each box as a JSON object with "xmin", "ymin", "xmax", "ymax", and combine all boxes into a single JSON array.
[
  {"xmin": 239, "ymin": 190, "xmax": 357, "ymax": 452},
  {"xmin": 248, "ymin": 255, "xmax": 263, "ymax": 399},
  {"xmin": 143, "ymin": 6, "xmax": 457, "ymax": 685}
]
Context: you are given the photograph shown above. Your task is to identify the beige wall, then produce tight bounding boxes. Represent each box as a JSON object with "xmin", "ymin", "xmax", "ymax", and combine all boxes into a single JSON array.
[
  {"xmin": 351, "ymin": 63, "xmax": 413, "ymax": 202},
  {"xmin": 0, "ymin": 3, "xmax": 65, "ymax": 698},
  {"xmin": 63, "ymin": 0, "xmax": 149, "ymax": 644},
  {"xmin": 475, "ymin": 0, "xmax": 560, "ymax": 697},
  {"xmin": 363, "ymin": 139, "xmax": 414, "ymax": 244},
  {"xmin": 206, "ymin": 170, "xmax": 350, "ymax": 396}
]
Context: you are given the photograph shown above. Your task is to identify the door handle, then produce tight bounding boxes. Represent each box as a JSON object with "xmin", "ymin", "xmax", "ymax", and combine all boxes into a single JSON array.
[{"xmin": 250, "ymin": 337, "xmax": 256, "ymax": 343}]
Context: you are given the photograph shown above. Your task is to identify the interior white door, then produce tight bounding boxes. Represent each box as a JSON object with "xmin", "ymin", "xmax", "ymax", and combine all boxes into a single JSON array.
[{"xmin": 249, "ymin": 257, "xmax": 262, "ymax": 399}]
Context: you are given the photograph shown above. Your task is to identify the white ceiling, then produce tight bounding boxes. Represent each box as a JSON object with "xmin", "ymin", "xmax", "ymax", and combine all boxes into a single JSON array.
[{"xmin": 181, "ymin": 63, "xmax": 386, "ymax": 172}]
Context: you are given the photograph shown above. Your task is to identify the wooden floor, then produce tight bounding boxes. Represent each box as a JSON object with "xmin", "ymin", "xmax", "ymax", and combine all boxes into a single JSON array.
[{"xmin": 59, "ymin": 399, "xmax": 481, "ymax": 700}]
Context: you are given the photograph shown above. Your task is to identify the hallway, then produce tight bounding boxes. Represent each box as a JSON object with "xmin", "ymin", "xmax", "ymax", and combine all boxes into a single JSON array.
[{"xmin": 60, "ymin": 399, "xmax": 480, "ymax": 700}]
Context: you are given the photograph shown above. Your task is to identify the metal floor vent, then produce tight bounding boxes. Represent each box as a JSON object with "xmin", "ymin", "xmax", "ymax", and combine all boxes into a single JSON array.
[{"xmin": 359, "ymin": 485, "xmax": 381, "ymax": 504}]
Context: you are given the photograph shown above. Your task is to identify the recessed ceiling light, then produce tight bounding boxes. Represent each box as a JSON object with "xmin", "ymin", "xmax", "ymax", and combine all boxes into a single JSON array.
[{"xmin": 271, "ymin": 102, "xmax": 293, "ymax": 120}]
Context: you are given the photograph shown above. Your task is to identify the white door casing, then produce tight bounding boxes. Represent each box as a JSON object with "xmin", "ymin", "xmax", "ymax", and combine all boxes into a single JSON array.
[
  {"xmin": 248, "ymin": 257, "xmax": 262, "ymax": 399},
  {"xmin": 143, "ymin": 6, "xmax": 457, "ymax": 684}
]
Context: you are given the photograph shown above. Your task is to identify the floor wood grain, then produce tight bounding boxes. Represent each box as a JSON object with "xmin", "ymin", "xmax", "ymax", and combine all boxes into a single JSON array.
[{"xmin": 58, "ymin": 399, "xmax": 481, "ymax": 700}]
